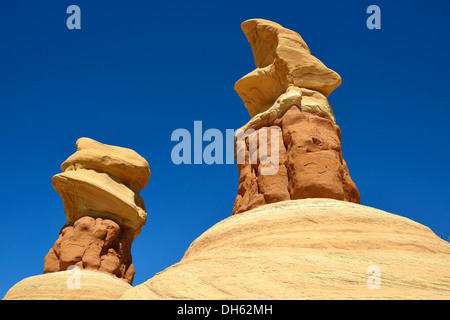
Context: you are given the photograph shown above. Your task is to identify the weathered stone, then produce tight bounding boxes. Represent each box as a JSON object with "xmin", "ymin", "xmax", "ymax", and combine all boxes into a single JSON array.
[
  {"xmin": 120, "ymin": 199, "xmax": 450, "ymax": 300},
  {"xmin": 44, "ymin": 216, "xmax": 135, "ymax": 284},
  {"xmin": 61, "ymin": 137, "xmax": 150, "ymax": 192},
  {"xmin": 46, "ymin": 137, "xmax": 150, "ymax": 285},
  {"xmin": 232, "ymin": 107, "xmax": 360, "ymax": 214},
  {"xmin": 53, "ymin": 167, "xmax": 147, "ymax": 238},
  {"xmin": 233, "ymin": 19, "xmax": 359, "ymax": 214},
  {"xmin": 235, "ymin": 19, "xmax": 342, "ymax": 118},
  {"xmin": 53, "ymin": 138, "xmax": 149, "ymax": 238},
  {"xmin": 298, "ymin": 87, "xmax": 335, "ymax": 123},
  {"xmin": 233, "ymin": 126, "xmax": 290, "ymax": 214},
  {"xmin": 282, "ymin": 107, "xmax": 356, "ymax": 201},
  {"xmin": 238, "ymin": 86, "xmax": 302, "ymax": 133}
]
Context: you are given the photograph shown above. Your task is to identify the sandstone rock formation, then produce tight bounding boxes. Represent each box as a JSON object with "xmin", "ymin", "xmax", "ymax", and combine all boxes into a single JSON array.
[
  {"xmin": 233, "ymin": 19, "xmax": 359, "ymax": 215},
  {"xmin": 3, "ymin": 270, "xmax": 131, "ymax": 300},
  {"xmin": 235, "ymin": 19, "xmax": 342, "ymax": 118},
  {"xmin": 53, "ymin": 137, "xmax": 149, "ymax": 237},
  {"xmin": 44, "ymin": 138, "xmax": 150, "ymax": 284},
  {"xmin": 120, "ymin": 199, "xmax": 450, "ymax": 300},
  {"xmin": 5, "ymin": 19, "xmax": 449, "ymax": 302},
  {"xmin": 44, "ymin": 216, "xmax": 135, "ymax": 284}
]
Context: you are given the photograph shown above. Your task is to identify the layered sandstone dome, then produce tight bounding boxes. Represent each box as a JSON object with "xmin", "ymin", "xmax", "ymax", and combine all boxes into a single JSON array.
[
  {"xmin": 121, "ymin": 199, "xmax": 450, "ymax": 300},
  {"xmin": 3, "ymin": 270, "xmax": 131, "ymax": 300}
]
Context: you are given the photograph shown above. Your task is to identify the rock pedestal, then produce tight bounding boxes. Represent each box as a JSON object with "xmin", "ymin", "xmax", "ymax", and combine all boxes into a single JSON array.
[{"xmin": 43, "ymin": 138, "xmax": 150, "ymax": 285}]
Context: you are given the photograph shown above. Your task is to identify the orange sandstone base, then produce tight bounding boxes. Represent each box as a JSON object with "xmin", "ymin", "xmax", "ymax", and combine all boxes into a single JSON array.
[
  {"xmin": 233, "ymin": 107, "xmax": 360, "ymax": 215},
  {"xmin": 44, "ymin": 216, "xmax": 135, "ymax": 284}
]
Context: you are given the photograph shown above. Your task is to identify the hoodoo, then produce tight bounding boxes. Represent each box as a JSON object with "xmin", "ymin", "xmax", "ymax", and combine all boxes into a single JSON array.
[
  {"xmin": 4, "ymin": 19, "xmax": 449, "ymax": 301},
  {"xmin": 120, "ymin": 20, "xmax": 450, "ymax": 300},
  {"xmin": 44, "ymin": 138, "xmax": 150, "ymax": 285},
  {"xmin": 233, "ymin": 19, "xmax": 360, "ymax": 215}
]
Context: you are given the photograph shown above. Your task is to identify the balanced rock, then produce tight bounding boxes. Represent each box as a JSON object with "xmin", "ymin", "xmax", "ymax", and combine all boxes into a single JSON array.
[{"xmin": 45, "ymin": 137, "xmax": 150, "ymax": 284}]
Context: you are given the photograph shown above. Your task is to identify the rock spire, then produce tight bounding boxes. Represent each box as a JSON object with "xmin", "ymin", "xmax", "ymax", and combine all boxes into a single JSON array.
[
  {"xmin": 44, "ymin": 138, "xmax": 150, "ymax": 284},
  {"xmin": 233, "ymin": 19, "xmax": 360, "ymax": 214}
]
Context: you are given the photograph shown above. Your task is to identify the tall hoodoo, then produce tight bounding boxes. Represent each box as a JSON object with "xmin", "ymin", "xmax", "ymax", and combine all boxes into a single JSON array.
[
  {"xmin": 44, "ymin": 137, "xmax": 150, "ymax": 285},
  {"xmin": 233, "ymin": 19, "xmax": 360, "ymax": 215}
]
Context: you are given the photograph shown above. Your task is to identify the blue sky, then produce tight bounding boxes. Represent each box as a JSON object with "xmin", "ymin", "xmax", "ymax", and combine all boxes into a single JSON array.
[{"xmin": 1, "ymin": 0, "xmax": 449, "ymax": 297}]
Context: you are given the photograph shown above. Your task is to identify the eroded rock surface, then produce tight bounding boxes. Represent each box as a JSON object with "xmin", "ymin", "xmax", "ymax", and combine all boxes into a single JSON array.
[
  {"xmin": 3, "ymin": 270, "xmax": 131, "ymax": 300},
  {"xmin": 233, "ymin": 19, "xmax": 359, "ymax": 215},
  {"xmin": 235, "ymin": 19, "xmax": 342, "ymax": 118},
  {"xmin": 233, "ymin": 107, "xmax": 359, "ymax": 214},
  {"xmin": 53, "ymin": 137, "xmax": 149, "ymax": 238},
  {"xmin": 121, "ymin": 199, "xmax": 450, "ymax": 300},
  {"xmin": 44, "ymin": 216, "xmax": 135, "ymax": 284},
  {"xmin": 45, "ymin": 137, "xmax": 150, "ymax": 284}
]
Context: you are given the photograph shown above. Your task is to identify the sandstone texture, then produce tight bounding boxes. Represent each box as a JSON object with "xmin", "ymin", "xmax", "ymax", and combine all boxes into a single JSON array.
[
  {"xmin": 44, "ymin": 216, "xmax": 135, "ymax": 284},
  {"xmin": 120, "ymin": 199, "xmax": 450, "ymax": 300},
  {"xmin": 235, "ymin": 19, "xmax": 342, "ymax": 118},
  {"xmin": 61, "ymin": 137, "xmax": 150, "ymax": 193},
  {"xmin": 3, "ymin": 270, "xmax": 131, "ymax": 300},
  {"xmin": 46, "ymin": 137, "xmax": 150, "ymax": 284},
  {"xmin": 233, "ymin": 19, "xmax": 358, "ymax": 215},
  {"xmin": 233, "ymin": 106, "xmax": 359, "ymax": 214},
  {"xmin": 238, "ymin": 85, "xmax": 303, "ymax": 133},
  {"xmin": 53, "ymin": 137, "xmax": 149, "ymax": 238},
  {"xmin": 6, "ymin": 19, "xmax": 447, "ymax": 302}
]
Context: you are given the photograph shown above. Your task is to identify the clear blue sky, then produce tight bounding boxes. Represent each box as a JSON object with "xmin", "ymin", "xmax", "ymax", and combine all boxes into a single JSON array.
[{"xmin": 1, "ymin": 0, "xmax": 449, "ymax": 297}]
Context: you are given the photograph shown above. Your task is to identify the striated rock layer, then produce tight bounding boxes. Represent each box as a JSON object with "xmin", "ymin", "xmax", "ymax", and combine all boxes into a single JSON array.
[
  {"xmin": 45, "ymin": 137, "xmax": 150, "ymax": 284},
  {"xmin": 3, "ymin": 270, "xmax": 131, "ymax": 300},
  {"xmin": 235, "ymin": 19, "xmax": 342, "ymax": 118},
  {"xmin": 53, "ymin": 137, "xmax": 149, "ymax": 238},
  {"xmin": 233, "ymin": 106, "xmax": 360, "ymax": 214},
  {"xmin": 120, "ymin": 199, "xmax": 450, "ymax": 300}
]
